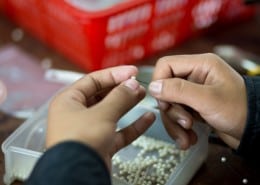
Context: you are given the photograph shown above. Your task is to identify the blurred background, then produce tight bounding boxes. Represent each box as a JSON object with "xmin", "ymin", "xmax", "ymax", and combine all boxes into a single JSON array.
[{"xmin": 0, "ymin": 0, "xmax": 260, "ymax": 185}]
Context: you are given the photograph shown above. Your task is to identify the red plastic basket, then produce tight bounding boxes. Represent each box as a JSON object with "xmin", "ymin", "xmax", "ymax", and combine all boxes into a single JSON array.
[{"xmin": 0, "ymin": 0, "xmax": 256, "ymax": 71}]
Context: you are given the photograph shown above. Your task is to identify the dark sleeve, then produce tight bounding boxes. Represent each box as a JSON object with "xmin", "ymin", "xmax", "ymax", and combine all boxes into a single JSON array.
[
  {"xmin": 24, "ymin": 141, "xmax": 111, "ymax": 185},
  {"xmin": 236, "ymin": 76, "xmax": 260, "ymax": 167}
]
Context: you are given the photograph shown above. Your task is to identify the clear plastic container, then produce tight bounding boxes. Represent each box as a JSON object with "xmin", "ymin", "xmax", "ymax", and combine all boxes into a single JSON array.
[
  {"xmin": 2, "ymin": 100, "xmax": 209, "ymax": 185},
  {"xmin": 114, "ymin": 105, "xmax": 209, "ymax": 185}
]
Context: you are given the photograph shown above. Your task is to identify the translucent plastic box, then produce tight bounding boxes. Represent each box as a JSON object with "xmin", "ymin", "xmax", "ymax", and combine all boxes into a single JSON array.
[{"xmin": 2, "ymin": 99, "xmax": 209, "ymax": 185}]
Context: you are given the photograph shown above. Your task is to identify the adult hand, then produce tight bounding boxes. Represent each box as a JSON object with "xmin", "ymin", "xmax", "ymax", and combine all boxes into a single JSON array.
[
  {"xmin": 148, "ymin": 53, "xmax": 247, "ymax": 150},
  {"xmin": 0, "ymin": 81, "xmax": 7, "ymax": 104},
  {"xmin": 47, "ymin": 66, "xmax": 156, "ymax": 169}
]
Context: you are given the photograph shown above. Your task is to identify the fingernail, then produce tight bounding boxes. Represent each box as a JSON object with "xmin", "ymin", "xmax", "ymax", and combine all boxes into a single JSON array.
[
  {"xmin": 157, "ymin": 100, "xmax": 169, "ymax": 111},
  {"xmin": 123, "ymin": 79, "xmax": 139, "ymax": 90},
  {"xmin": 149, "ymin": 80, "xmax": 162, "ymax": 95},
  {"xmin": 177, "ymin": 119, "xmax": 188, "ymax": 128}
]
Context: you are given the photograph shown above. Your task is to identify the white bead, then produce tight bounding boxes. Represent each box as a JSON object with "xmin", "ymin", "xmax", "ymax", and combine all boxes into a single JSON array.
[
  {"xmin": 11, "ymin": 28, "xmax": 24, "ymax": 42},
  {"xmin": 111, "ymin": 135, "xmax": 189, "ymax": 184},
  {"xmin": 221, "ymin": 156, "xmax": 227, "ymax": 163},
  {"xmin": 41, "ymin": 58, "xmax": 52, "ymax": 69},
  {"xmin": 242, "ymin": 178, "xmax": 248, "ymax": 184}
]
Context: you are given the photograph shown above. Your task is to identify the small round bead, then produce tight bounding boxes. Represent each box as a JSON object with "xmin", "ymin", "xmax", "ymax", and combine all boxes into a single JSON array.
[
  {"xmin": 221, "ymin": 156, "xmax": 227, "ymax": 163},
  {"xmin": 11, "ymin": 28, "xmax": 24, "ymax": 42},
  {"xmin": 242, "ymin": 178, "xmax": 248, "ymax": 184},
  {"xmin": 41, "ymin": 58, "xmax": 52, "ymax": 69}
]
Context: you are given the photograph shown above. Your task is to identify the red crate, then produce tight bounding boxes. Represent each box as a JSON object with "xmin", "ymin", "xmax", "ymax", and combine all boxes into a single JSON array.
[
  {"xmin": 219, "ymin": 0, "xmax": 256, "ymax": 23},
  {"xmin": 0, "ymin": 1, "xmax": 3, "ymax": 11},
  {"xmin": 0, "ymin": 0, "xmax": 256, "ymax": 71}
]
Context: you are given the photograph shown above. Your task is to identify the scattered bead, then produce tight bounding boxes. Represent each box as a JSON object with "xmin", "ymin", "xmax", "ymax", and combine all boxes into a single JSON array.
[
  {"xmin": 11, "ymin": 28, "xmax": 24, "ymax": 42},
  {"xmin": 41, "ymin": 58, "xmax": 52, "ymax": 69},
  {"xmin": 242, "ymin": 178, "xmax": 248, "ymax": 184},
  {"xmin": 221, "ymin": 156, "xmax": 227, "ymax": 163}
]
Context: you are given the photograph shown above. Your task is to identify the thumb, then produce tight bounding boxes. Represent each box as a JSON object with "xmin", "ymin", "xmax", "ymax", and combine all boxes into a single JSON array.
[
  {"xmin": 148, "ymin": 78, "xmax": 210, "ymax": 112},
  {"xmin": 95, "ymin": 78, "xmax": 146, "ymax": 122}
]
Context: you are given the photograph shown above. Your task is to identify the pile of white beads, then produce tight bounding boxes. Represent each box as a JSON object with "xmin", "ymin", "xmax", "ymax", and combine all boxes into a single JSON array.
[{"xmin": 112, "ymin": 136, "xmax": 188, "ymax": 185}]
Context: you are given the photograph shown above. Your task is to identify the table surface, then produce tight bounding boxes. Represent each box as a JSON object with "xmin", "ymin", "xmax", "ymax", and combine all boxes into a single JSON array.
[{"xmin": 0, "ymin": 11, "xmax": 260, "ymax": 185}]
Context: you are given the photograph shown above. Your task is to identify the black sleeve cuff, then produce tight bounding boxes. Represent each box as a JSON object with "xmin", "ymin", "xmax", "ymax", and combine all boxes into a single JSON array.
[
  {"xmin": 25, "ymin": 141, "xmax": 111, "ymax": 185},
  {"xmin": 236, "ymin": 76, "xmax": 260, "ymax": 167}
]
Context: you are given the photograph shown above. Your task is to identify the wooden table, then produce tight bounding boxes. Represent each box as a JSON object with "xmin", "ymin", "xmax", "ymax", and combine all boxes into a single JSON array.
[{"xmin": 0, "ymin": 11, "xmax": 260, "ymax": 185}]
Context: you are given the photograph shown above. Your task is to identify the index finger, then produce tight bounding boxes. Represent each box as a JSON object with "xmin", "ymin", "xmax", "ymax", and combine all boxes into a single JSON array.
[
  {"xmin": 153, "ymin": 54, "xmax": 214, "ymax": 80},
  {"xmin": 70, "ymin": 65, "xmax": 138, "ymax": 98}
]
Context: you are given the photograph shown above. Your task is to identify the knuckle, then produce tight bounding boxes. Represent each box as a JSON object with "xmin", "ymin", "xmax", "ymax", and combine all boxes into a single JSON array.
[
  {"xmin": 203, "ymin": 53, "xmax": 221, "ymax": 65},
  {"xmin": 156, "ymin": 56, "xmax": 172, "ymax": 66},
  {"xmin": 87, "ymin": 75, "xmax": 103, "ymax": 92},
  {"xmin": 203, "ymin": 52, "xmax": 217, "ymax": 58},
  {"xmin": 172, "ymin": 79, "xmax": 185, "ymax": 97}
]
